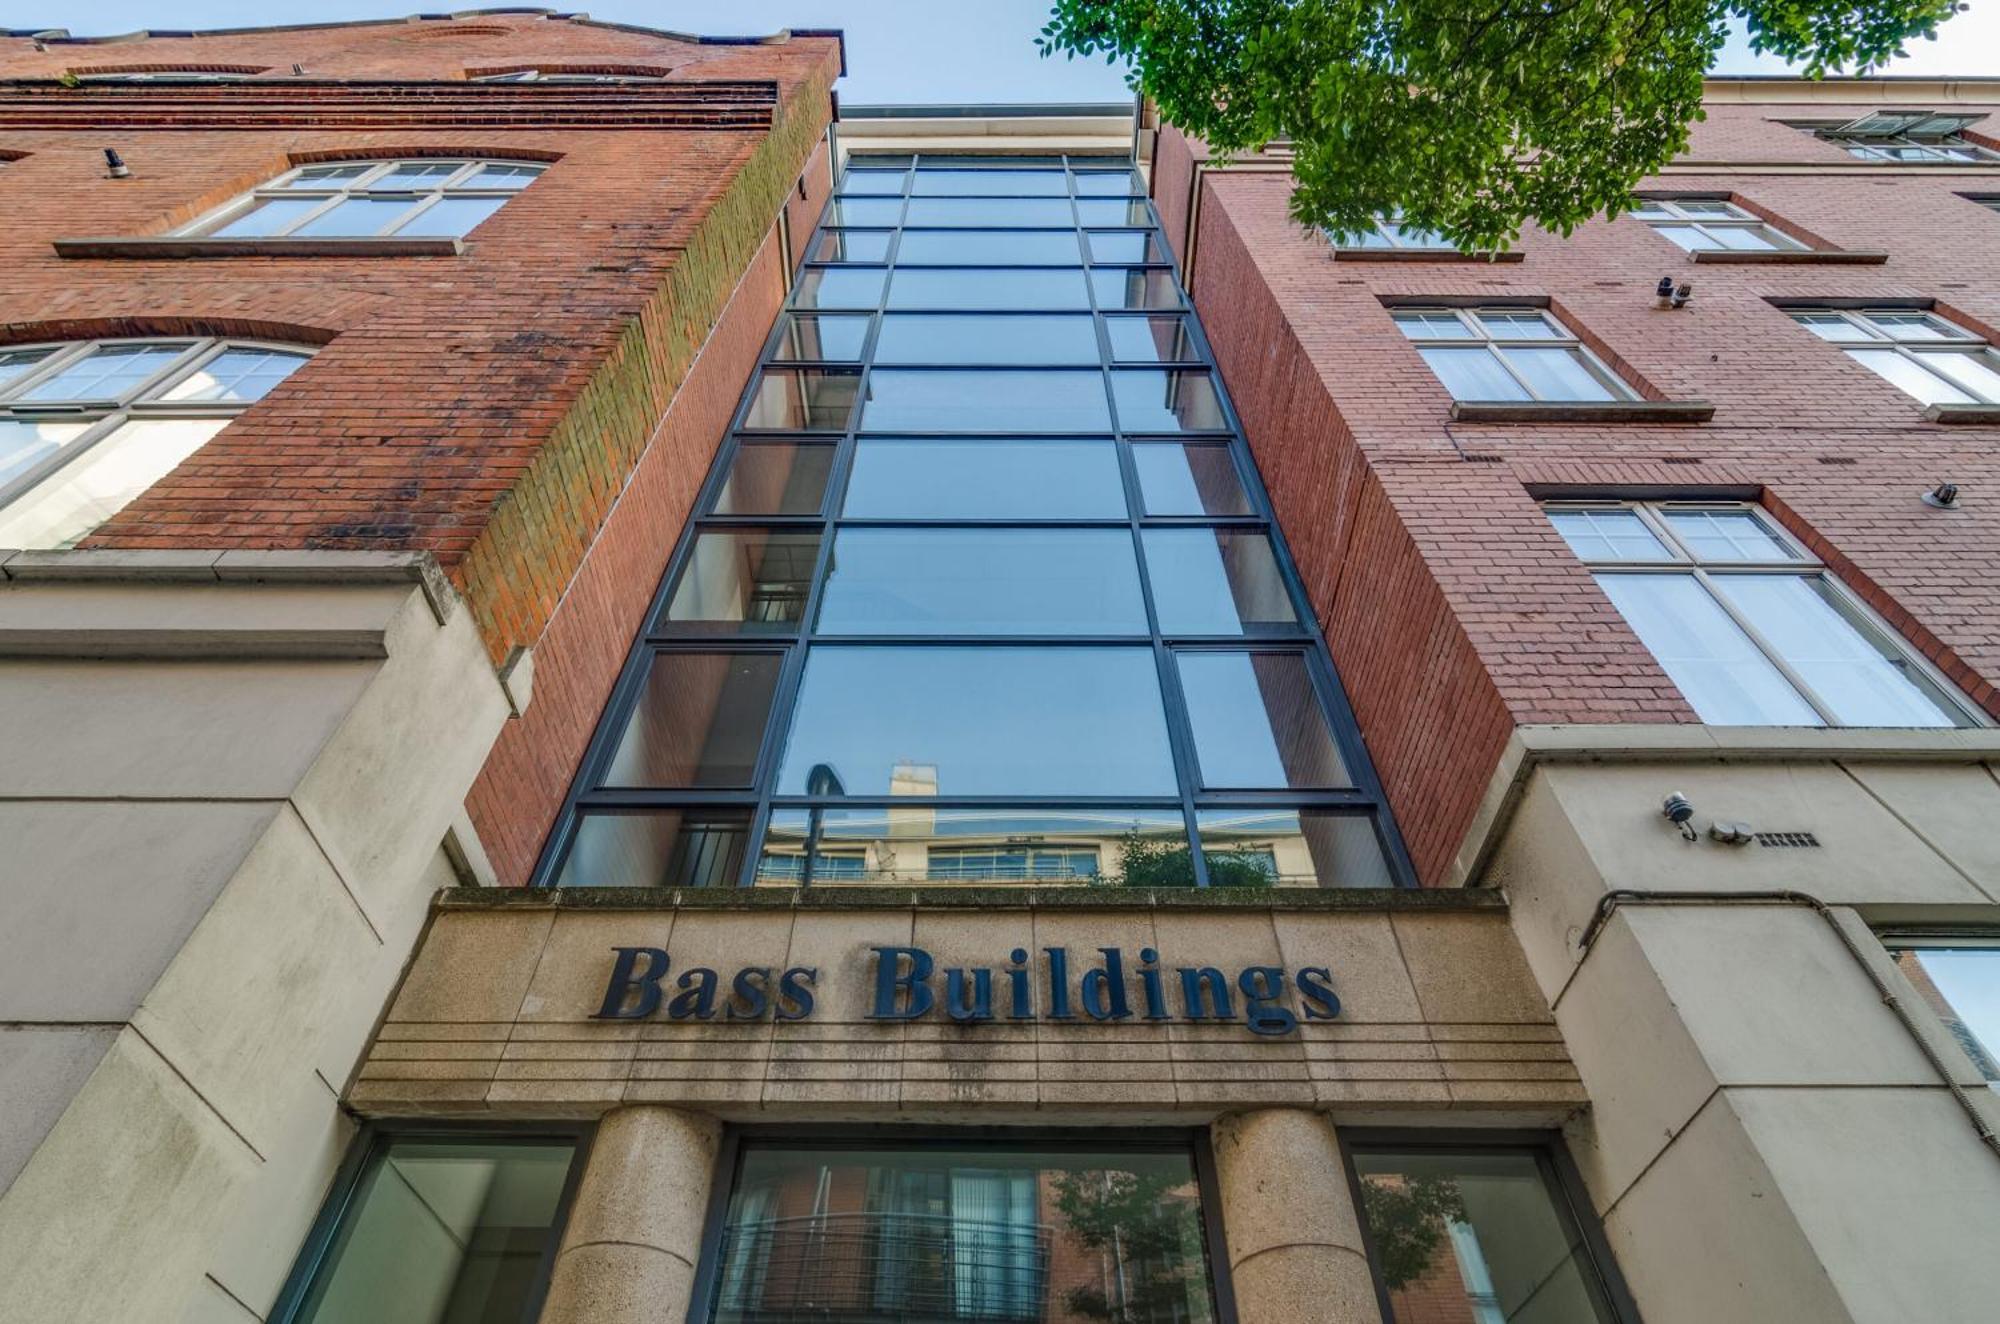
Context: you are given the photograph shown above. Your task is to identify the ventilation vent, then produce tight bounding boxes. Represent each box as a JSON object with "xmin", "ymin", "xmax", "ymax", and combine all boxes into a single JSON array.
[
  {"xmin": 1461, "ymin": 453, "xmax": 1503, "ymax": 463},
  {"xmin": 1817, "ymin": 456, "xmax": 1858, "ymax": 466},
  {"xmin": 1754, "ymin": 831, "xmax": 1821, "ymax": 849},
  {"xmin": 1660, "ymin": 456, "xmax": 1704, "ymax": 466}
]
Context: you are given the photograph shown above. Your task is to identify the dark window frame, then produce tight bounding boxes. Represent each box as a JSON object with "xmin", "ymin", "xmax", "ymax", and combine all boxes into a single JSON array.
[
  {"xmin": 532, "ymin": 152, "xmax": 1416, "ymax": 890},
  {"xmin": 687, "ymin": 1124, "xmax": 1241, "ymax": 1324},
  {"xmin": 1339, "ymin": 1128, "xmax": 1645, "ymax": 1324},
  {"xmin": 268, "ymin": 1121, "xmax": 594, "ymax": 1324}
]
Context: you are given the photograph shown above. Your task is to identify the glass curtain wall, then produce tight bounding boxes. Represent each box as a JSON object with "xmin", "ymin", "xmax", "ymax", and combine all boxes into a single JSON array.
[
  {"xmin": 709, "ymin": 1140, "xmax": 1219, "ymax": 1324},
  {"xmin": 541, "ymin": 154, "xmax": 1411, "ymax": 891}
]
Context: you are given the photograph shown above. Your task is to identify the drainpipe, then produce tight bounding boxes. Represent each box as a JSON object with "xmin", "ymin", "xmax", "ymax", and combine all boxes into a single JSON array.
[{"xmin": 1578, "ymin": 889, "xmax": 2000, "ymax": 1163}]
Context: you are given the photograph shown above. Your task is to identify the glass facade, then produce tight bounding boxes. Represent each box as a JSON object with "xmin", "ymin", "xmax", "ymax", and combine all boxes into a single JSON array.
[
  {"xmin": 274, "ymin": 1133, "xmax": 581, "ymax": 1324},
  {"xmin": 708, "ymin": 1139, "xmax": 1220, "ymax": 1324},
  {"xmin": 1350, "ymin": 1142, "xmax": 1626, "ymax": 1324},
  {"xmin": 539, "ymin": 153, "xmax": 1408, "ymax": 890}
]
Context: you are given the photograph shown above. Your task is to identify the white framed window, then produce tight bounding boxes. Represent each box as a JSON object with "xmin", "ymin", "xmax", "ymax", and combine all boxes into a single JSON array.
[
  {"xmin": 73, "ymin": 67, "xmax": 263, "ymax": 83},
  {"xmin": 181, "ymin": 158, "xmax": 546, "ymax": 241},
  {"xmin": 471, "ymin": 69, "xmax": 665, "ymax": 83},
  {"xmin": 1633, "ymin": 198, "xmax": 1806, "ymax": 253},
  {"xmin": 0, "ymin": 337, "xmax": 312, "ymax": 549},
  {"xmin": 1881, "ymin": 935, "xmax": 2000, "ymax": 1089},
  {"xmin": 1790, "ymin": 307, "xmax": 2000, "ymax": 405},
  {"xmin": 1809, "ymin": 111, "xmax": 1998, "ymax": 163},
  {"xmin": 1328, "ymin": 215, "xmax": 1456, "ymax": 252},
  {"xmin": 1392, "ymin": 306, "xmax": 1635, "ymax": 403},
  {"xmin": 1548, "ymin": 500, "xmax": 1976, "ymax": 727}
]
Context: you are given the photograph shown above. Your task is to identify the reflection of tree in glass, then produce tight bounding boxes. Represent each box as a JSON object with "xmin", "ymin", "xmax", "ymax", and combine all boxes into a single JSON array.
[
  {"xmin": 1359, "ymin": 1173, "xmax": 1469, "ymax": 1291},
  {"xmin": 1051, "ymin": 1168, "xmax": 1205, "ymax": 1321},
  {"xmin": 1103, "ymin": 830, "xmax": 1275, "ymax": 888}
]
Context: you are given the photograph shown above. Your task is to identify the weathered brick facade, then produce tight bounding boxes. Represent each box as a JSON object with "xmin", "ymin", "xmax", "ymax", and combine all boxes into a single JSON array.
[
  {"xmin": 0, "ymin": 12, "xmax": 840, "ymax": 884},
  {"xmin": 1155, "ymin": 94, "xmax": 2000, "ymax": 883}
]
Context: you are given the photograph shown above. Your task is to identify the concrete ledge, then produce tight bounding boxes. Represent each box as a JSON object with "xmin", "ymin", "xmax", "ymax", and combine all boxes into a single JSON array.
[
  {"xmin": 1450, "ymin": 400, "xmax": 1715, "ymax": 424},
  {"xmin": 1443, "ymin": 721, "xmax": 2000, "ymax": 891},
  {"xmin": 1690, "ymin": 248, "xmax": 1888, "ymax": 264},
  {"xmin": 1924, "ymin": 402, "xmax": 2000, "ymax": 424},
  {"xmin": 435, "ymin": 884, "xmax": 1506, "ymax": 911},
  {"xmin": 0, "ymin": 550, "xmax": 462, "ymax": 658},
  {"xmin": 1, "ymin": 548, "xmax": 456, "ymax": 624},
  {"xmin": 52, "ymin": 236, "xmax": 466, "ymax": 259},
  {"xmin": 1514, "ymin": 723, "xmax": 2000, "ymax": 761},
  {"xmin": 1332, "ymin": 248, "xmax": 1524, "ymax": 263}
]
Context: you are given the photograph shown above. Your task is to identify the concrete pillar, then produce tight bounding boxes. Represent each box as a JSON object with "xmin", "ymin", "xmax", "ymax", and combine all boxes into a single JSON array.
[
  {"xmin": 539, "ymin": 1105, "xmax": 722, "ymax": 1324},
  {"xmin": 1210, "ymin": 1108, "xmax": 1384, "ymax": 1324}
]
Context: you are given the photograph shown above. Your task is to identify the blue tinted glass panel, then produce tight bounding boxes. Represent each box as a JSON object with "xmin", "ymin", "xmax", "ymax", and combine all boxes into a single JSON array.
[
  {"xmin": 1145, "ymin": 529, "xmax": 1300, "ymax": 634},
  {"xmin": 862, "ymin": 370, "xmax": 1111, "ymax": 431},
  {"xmin": 807, "ymin": 229, "xmax": 893, "ymax": 262},
  {"xmin": 1113, "ymin": 369, "xmax": 1228, "ymax": 431},
  {"xmin": 778, "ymin": 646, "xmax": 1176, "ymax": 796},
  {"xmin": 1076, "ymin": 198, "xmax": 1154, "ymax": 226},
  {"xmin": 792, "ymin": 268, "xmax": 887, "ymax": 310},
  {"xmin": 824, "ymin": 198, "xmax": 904, "ymax": 226},
  {"xmin": 873, "ymin": 314, "xmax": 1099, "ymax": 364},
  {"xmin": 912, "ymin": 169, "xmax": 1068, "ymax": 196},
  {"xmin": 1176, "ymin": 651, "xmax": 1351, "ymax": 788},
  {"xmin": 904, "ymin": 198, "xmax": 1076, "ymax": 227},
  {"xmin": 817, "ymin": 528, "xmax": 1147, "ymax": 635},
  {"xmin": 844, "ymin": 439, "xmax": 1126, "ymax": 519},
  {"xmin": 886, "ymin": 269, "xmax": 1093, "ymax": 310},
  {"xmin": 1092, "ymin": 268, "xmax": 1183, "ymax": 309},
  {"xmin": 1133, "ymin": 443, "xmax": 1251, "ymax": 516},
  {"xmin": 894, "ymin": 229, "xmax": 1084, "ymax": 265},
  {"xmin": 773, "ymin": 314, "xmax": 871, "ymax": 362}
]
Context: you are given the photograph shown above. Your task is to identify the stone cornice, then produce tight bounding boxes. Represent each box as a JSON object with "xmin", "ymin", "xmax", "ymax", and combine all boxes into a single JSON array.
[{"xmin": 0, "ymin": 78, "xmax": 778, "ymax": 130}]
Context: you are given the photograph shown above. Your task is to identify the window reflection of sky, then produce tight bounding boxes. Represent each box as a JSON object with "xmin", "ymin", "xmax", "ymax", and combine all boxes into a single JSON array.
[{"xmin": 778, "ymin": 646, "xmax": 1176, "ymax": 796}]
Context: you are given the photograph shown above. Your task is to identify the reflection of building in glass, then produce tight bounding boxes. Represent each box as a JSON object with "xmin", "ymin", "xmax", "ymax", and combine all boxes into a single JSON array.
[{"xmin": 713, "ymin": 1145, "xmax": 1216, "ymax": 1324}]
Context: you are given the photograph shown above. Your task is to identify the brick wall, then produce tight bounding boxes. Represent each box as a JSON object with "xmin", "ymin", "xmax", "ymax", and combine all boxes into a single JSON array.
[
  {"xmin": 1163, "ymin": 96, "xmax": 2000, "ymax": 883},
  {"xmin": 0, "ymin": 14, "xmax": 841, "ymax": 883}
]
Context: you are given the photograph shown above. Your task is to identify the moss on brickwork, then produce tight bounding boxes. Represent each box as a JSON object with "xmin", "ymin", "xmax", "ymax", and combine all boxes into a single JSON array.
[{"xmin": 454, "ymin": 70, "xmax": 833, "ymax": 664}]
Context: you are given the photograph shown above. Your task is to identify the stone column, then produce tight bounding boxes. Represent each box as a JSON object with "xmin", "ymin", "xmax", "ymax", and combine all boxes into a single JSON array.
[
  {"xmin": 1210, "ymin": 1108, "xmax": 1384, "ymax": 1323},
  {"xmin": 538, "ymin": 1105, "xmax": 722, "ymax": 1324}
]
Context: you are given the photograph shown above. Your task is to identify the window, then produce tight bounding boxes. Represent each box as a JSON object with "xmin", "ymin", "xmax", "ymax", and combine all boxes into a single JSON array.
[
  {"xmin": 1882, "ymin": 937, "xmax": 2000, "ymax": 1088},
  {"xmin": 471, "ymin": 68, "xmax": 665, "ymax": 82},
  {"xmin": 706, "ymin": 1137, "xmax": 1223, "ymax": 1324},
  {"xmin": 1633, "ymin": 198, "xmax": 1806, "ymax": 252},
  {"xmin": 76, "ymin": 67, "xmax": 260, "ymax": 82},
  {"xmin": 0, "ymin": 337, "xmax": 311, "ymax": 549},
  {"xmin": 185, "ymin": 158, "xmax": 545, "ymax": 240},
  {"xmin": 272, "ymin": 1131, "xmax": 582, "ymax": 1324},
  {"xmin": 1790, "ymin": 307, "xmax": 2000, "ymax": 406},
  {"xmin": 1394, "ymin": 307, "xmax": 1634, "ymax": 402},
  {"xmin": 1327, "ymin": 215, "xmax": 1457, "ymax": 251},
  {"xmin": 538, "ymin": 154, "xmax": 1407, "ymax": 890},
  {"xmin": 1810, "ymin": 111, "xmax": 1998, "ymax": 162},
  {"xmin": 1348, "ymin": 1138, "xmax": 1633, "ymax": 1324},
  {"xmin": 1549, "ymin": 501, "xmax": 1974, "ymax": 727}
]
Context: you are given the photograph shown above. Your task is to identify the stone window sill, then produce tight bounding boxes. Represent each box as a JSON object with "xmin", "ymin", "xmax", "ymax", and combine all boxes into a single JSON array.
[
  {"xmin": 1924, "ymin": 402, "xmax": 2000, "ymax": 424},
  {"xmin": 1450, "ymin": 399, "xmax": 1714, "ymax": 424},
  {"xmin": 1333, "ymin": 248, "xmax": 1524, "ymax": 263},
  {"xmin": 52, "ymin": 236, "xmax": 466, "ymax": 259},
  {"xmin": 1689, "ymin": 248, "xmax": 1888, "ymax": 265}
]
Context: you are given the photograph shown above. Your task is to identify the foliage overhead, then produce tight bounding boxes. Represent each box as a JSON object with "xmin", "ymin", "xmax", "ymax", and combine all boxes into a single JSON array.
[{"xmin": 1039, "ymin": 0, "xmax": 1963, "ymax": 249}]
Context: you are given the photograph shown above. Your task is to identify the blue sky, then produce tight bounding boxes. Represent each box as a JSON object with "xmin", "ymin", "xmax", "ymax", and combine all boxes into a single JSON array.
[{"xmin": 29, "ymin": 1, "xmax": 2000, "ymax": 101}]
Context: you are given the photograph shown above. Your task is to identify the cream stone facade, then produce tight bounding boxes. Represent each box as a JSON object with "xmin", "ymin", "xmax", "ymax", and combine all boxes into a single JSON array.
[{"xmin": 0, "ymin": 552, "xmax": 517, "ymax": 1323}]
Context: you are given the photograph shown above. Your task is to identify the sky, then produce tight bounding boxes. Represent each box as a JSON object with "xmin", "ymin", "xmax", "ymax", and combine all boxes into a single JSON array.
[{"xmin": 19, "ymin": 0, "xmax": 2000, "ymax": 102}]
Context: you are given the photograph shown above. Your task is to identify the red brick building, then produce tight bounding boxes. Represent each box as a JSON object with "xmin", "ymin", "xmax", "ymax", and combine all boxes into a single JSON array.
[
  {"xmin": 1151, "ymin": 93, "xmax": 2000, "ymax": 885},
  {"xmin": 5, "ymin": 11, "xmax": 2000, "ymax": 1322}
]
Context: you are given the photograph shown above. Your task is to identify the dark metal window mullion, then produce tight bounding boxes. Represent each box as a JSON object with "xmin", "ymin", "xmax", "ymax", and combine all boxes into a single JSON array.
[
  {"xmin": 1082, "ymin": 184, "xmax": 1213, "ymax": 889},
  {"xmin": 737, "ymin": 207, "xmax": 897, "ymax": 887}
]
